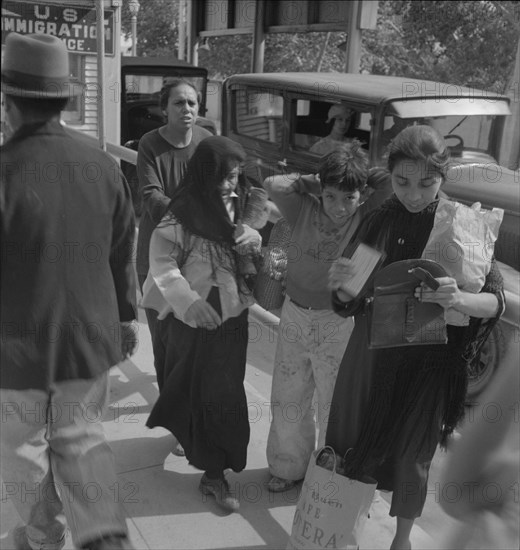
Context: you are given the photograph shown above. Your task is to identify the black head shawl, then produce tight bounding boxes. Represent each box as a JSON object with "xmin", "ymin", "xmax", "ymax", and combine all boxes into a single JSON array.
[
  {"xmin": 165, "ymin": 136, "xmax": 252, "ymax": 298},
  {"xmin": 168, "ymin": 135, "xmax": 248, "ymax": 244}
]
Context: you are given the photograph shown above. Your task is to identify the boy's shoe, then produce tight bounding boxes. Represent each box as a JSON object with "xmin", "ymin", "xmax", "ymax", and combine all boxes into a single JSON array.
[
  {"xmin": 12, "ymin": 525, "xmax": 66, "ymax": 550},
  {"xmin": 199, "ymin": 473, "xmax": 240, "ymax": 512},
  {"xmin": 12, "ymin": 527, "xmax": 31, "ymax": 550},
  {"xmin": 267, "ymin": 476, "xmax": 301, "ymax": 493}
]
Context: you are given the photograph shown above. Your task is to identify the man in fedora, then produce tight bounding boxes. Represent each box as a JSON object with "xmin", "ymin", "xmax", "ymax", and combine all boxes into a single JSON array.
[{"xmin": 1, "ymin": 33, "xmax": 137, "ymax": 550}]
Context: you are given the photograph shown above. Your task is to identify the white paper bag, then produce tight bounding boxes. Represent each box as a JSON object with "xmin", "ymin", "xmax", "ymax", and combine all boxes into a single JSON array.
[
  {"xmin": 286, "ymin": 447, "xmax": 377, "ymax": 550},
  {"xmin": 422, "ymin": 198, "xmax": 504, "ymax": 325}
]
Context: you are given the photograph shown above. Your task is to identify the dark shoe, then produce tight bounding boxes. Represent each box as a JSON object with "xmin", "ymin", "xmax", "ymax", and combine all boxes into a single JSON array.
[
  {"xmin": 199, "ymin": 473, "xmax": 240, "ymax": 512},
  {"xmin": 83, "ymin": 534, "xmax": 134, "ymax": 550},
  {"xmin": 171, "ymin": 441, "xmax": 185, "ymax": 457},
  {"xmin": 267, "ymin": 475, "xmax": 300, "ymax": 493},
  {"xmin": 12, "ymin": 525, "xmax": 66, "ymax": 550},
  {"xmin": 12, "ymin": 527, "xmax": 31, "ymax": 550}
]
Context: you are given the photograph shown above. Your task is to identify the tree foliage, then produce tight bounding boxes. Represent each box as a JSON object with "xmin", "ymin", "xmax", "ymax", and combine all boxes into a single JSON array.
[
  {"xmin": 121, "ymin": 0, "xmax": 519, "ymax": 92},
  {"xmin": 120, "ymin": 0, "xmax": 179, "ymax": 56},
  {"xmin": 197, "ymin": 32, "xmax": 345, "ymax": 77},
  {"xmin": 363, "ymin": 0, "xmax": 519, "ymax": 92},
  {"xmin": 198, "ymin": 35, "xmax": 251, "ymax": 78}
]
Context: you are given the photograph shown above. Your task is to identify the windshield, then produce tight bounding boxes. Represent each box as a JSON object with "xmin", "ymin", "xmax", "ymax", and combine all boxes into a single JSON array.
[
  {"xmin": 429, "ymin": 115, "xmax": 494, "ymax": 154},
  {"xmin": 382, "ymin": 114, "xmax": 501, "ymax": 161},
  {"xmin": 124, "ymin": 74, "xmax": 206, "ymax": 104}
]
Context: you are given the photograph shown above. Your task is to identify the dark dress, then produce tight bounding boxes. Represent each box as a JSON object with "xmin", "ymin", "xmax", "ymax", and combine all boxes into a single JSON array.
[
  {"xmin": 147, "ymin": 301, "xmax": 250, "ymax": 474},
  {"xmin": 325, "ymin": 197, "xmax": 504, "ymax": 519},
  {"xmin": 145, "ymin": 135, "xmax": 256, "ymax": 474}
]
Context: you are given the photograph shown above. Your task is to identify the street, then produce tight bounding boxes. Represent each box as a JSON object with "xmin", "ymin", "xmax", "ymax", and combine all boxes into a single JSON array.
[{"xmin": 0, "ymin": 304, "xmax": 453, "ymax": 549}]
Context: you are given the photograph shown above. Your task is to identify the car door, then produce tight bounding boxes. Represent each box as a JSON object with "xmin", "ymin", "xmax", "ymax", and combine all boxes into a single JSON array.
[{"xmin": 222, "ymin": 83, "xmax": 286, "ymax": 186}]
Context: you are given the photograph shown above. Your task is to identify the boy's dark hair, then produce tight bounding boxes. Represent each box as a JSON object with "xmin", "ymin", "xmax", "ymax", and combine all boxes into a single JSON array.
[
  {"xmin": 318, "ymin": 140, "xmax": 368, "ymax": 192},
  {"xmin": 159, "ymin": 78, "xmax": 201, "ymax": 111},
  {"xmin": 7, "ymin": 95, "xmax": 68, "ymax": 118}
]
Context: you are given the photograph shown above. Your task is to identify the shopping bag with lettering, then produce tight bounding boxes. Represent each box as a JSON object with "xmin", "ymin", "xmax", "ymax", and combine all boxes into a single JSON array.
[{"xmin": 286, "ymin": 447, "xmax": 377, "ymax": 550}]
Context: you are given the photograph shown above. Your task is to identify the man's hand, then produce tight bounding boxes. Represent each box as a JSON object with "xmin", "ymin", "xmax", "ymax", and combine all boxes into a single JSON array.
[{"xmin": 120, "ymin": 321, "xmax": 139, "ymax": 359}]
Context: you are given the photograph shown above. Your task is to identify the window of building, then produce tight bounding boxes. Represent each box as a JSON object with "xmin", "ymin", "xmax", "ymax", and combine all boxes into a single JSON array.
[
  {"xmin": 233, "ymin": 88, "xmax": 283, "ymax": 144},
  {"xmin": 62, "ymin": 54, "xmax": 84, "ymax": 124}
]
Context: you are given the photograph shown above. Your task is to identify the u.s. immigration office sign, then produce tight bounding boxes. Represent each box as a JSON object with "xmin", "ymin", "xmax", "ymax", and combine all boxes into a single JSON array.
[{"xmin": 1, "ymin": 1, "xmax": 115, "ymax": 55}]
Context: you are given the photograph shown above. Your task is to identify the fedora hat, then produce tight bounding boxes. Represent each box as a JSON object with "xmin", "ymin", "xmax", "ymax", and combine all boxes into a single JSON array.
[{"xmin": 1, "ymin": 33, "xmax": 83, "ymax": 98}]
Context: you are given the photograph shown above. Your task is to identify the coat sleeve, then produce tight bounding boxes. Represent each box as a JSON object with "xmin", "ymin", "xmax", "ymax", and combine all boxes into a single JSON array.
[
  {"xmin": 109, "ymin": 162, "xmax": 138, "ymax": 322},
  {"xmin": 149, "ymin": 222, "xmax": 201, "ymax": 323},
  {"xmin": 137, "ymin": 135, "xmax": 171, "ymax": 225}
]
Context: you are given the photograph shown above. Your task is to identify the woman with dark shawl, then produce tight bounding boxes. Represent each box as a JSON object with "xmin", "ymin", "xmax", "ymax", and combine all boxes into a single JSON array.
[
  {"xmin": 141, "ymin": 136, "xmax": 262, "ymax": 513},
  {"xmin": 326, "ymin": 126, "xmax": 505, "ymax": 549}
]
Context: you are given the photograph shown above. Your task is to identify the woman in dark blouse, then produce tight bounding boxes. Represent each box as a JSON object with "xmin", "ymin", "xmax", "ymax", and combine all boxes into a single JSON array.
[{"xmin": 327, "ymin": 125, "xmax": 504, "ymax": 549}]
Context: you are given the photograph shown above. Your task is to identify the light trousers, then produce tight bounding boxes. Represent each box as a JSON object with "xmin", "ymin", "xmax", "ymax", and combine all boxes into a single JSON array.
[
  {"xmin": 266, "ymin": 297, "xmax": 354, "ymax": 480},
  {"xmin": 0, "ymin": 373, "xmax": 127, "ymax": 549}
]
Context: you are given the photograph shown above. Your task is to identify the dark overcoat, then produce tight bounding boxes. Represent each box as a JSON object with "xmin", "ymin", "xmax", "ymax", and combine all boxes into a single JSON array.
[{"xmin": 1, "ymin": 121, "xmax": 137, "ymax": 390}]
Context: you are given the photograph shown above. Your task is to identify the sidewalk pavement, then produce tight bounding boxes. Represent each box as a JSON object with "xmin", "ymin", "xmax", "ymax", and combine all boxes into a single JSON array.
[{"xmin": 0, "ymin": 305, "xmax": 436, "ymax": 550}]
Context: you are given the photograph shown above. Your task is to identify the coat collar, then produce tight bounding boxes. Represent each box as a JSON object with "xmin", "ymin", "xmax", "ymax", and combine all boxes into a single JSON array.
[{"xmin": 4, "ymin": 119, "xmax": 65, "ymax": 147}]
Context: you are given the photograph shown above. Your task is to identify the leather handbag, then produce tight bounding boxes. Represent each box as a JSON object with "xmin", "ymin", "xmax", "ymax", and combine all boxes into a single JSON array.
[{"xmin": 368, "ymin": 259, "xmax": 448, "ymax": 349}]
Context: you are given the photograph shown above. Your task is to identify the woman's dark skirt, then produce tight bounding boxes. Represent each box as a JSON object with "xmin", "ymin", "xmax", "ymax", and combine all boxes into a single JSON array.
[
  {"xmin": 325, "ymin": 313, "xmax": 466, "ymax": 519},
  {"xmin": 147, "ymin": 292, "xmax": 250, "ymax": 473}
]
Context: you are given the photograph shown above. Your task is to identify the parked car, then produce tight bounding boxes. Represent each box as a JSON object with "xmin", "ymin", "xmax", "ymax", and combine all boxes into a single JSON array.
[
  {"xmin": 221, "ymin": 72, "xmax": 519, "ymax": 397},
  {"xmin": 120, "ymin": 56, "xmax": 216, "ymax": 215}
]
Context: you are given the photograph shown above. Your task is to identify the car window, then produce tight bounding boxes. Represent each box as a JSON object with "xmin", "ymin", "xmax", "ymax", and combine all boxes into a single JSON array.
[
  {"xmin": 126, "ymin": 104, "xmax": 164, "ymax": 141},
  {"xmin": 290, "ymin": 99, "xmax": 371, "ymax": 153},
  {"xmin": 380, "ymin": 113, "xmax": 498, "ymax": 161},
  {"xmin": 427, "ymin": 115, "xmax": 495, "ymax": 156},
  {"xmin": 124, "ymin": 74, "xmax": 206, "ymax": 103},
  {"xmin": 233, "ymin": 88, "xmax": 283, "ymax": 144},
  {"xmin": 291, "ymin": 99, "xmax": 329, "ymax": 150}
]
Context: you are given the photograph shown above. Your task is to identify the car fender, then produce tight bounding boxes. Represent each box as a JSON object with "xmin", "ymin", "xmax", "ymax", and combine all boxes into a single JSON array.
[{"xmin": 445, "ymin": 162, "xmax": 519, "ymax": 212}]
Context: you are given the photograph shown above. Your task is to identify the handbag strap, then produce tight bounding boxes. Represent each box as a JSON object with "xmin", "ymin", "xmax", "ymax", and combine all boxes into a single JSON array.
[
  {"xmin": 408, "ymin": 266, "xmax": 440, "ymax": 290},
  {"xmin": 405, "ymin": 297, "xmax": 416, "ymax": 342}
]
